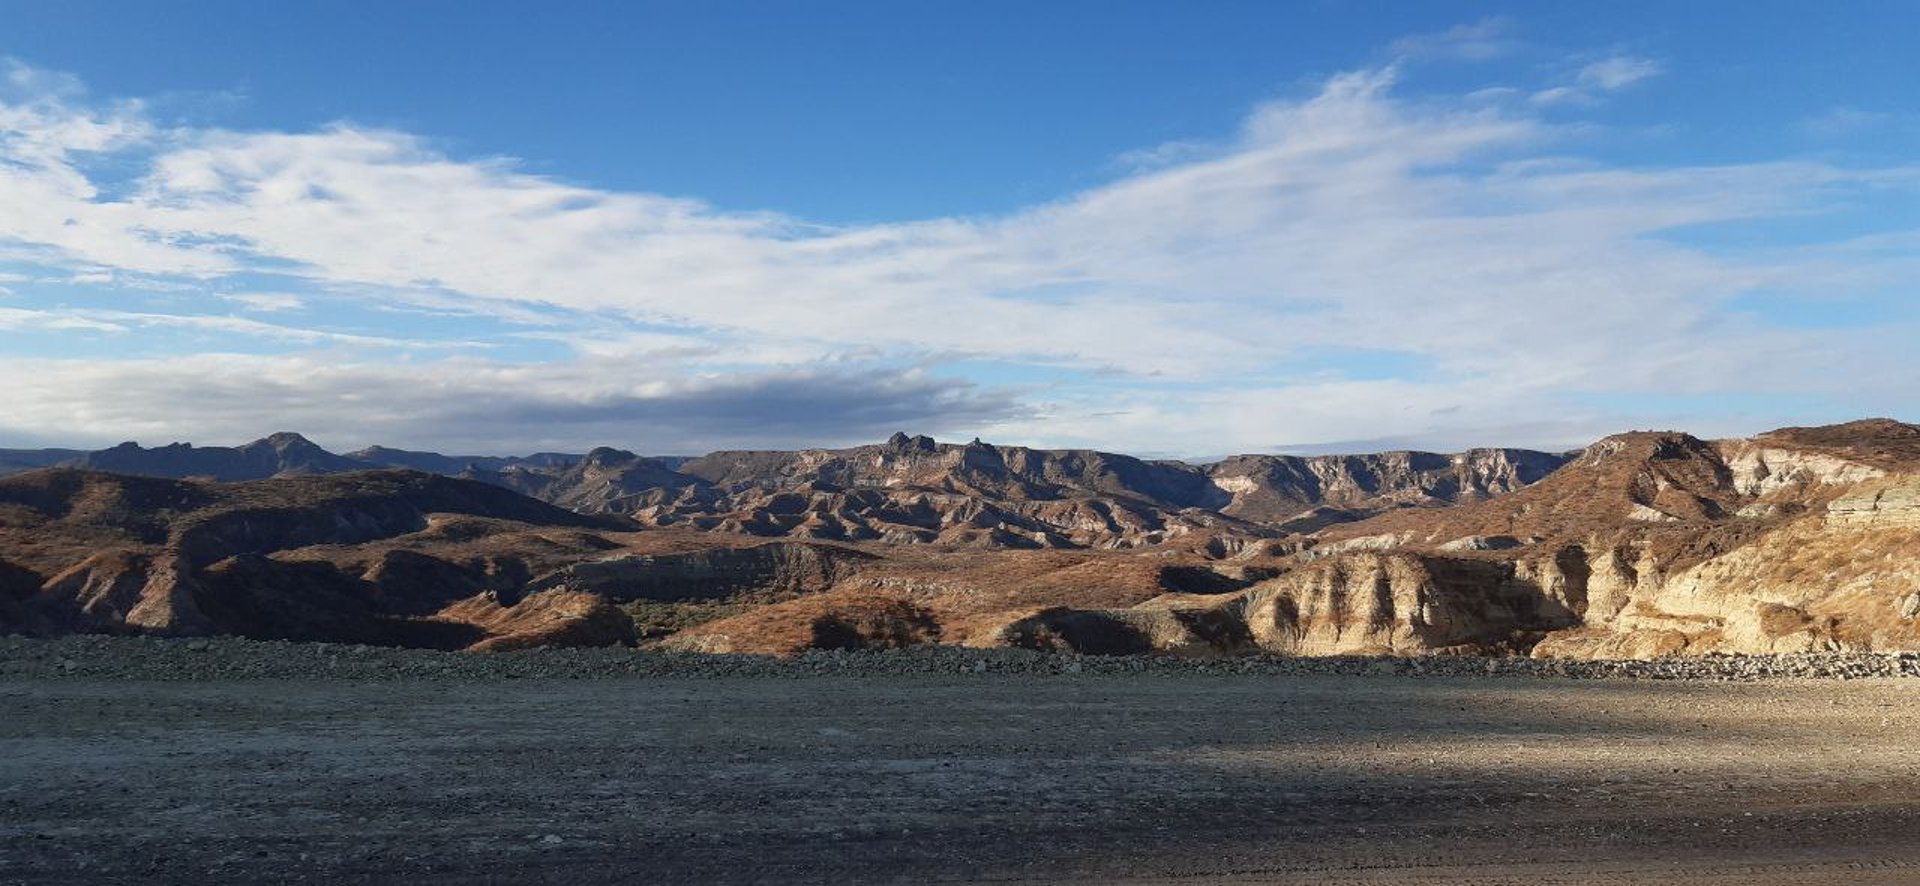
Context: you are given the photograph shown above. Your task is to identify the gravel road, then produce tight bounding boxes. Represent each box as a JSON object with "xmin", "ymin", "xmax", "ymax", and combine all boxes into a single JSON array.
[{"xmin": 4, "ymin": 637, "xmax": 1920, "ymax": 884}]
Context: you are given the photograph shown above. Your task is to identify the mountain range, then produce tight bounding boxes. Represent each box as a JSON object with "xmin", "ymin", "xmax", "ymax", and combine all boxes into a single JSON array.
[
  {"xmin": 3, "ymin": 419, "xmax": 1916, "ymax": 661},
  {"xmin": 0, "ymin": 431, "xmax": 1572, "ymax": 547}
]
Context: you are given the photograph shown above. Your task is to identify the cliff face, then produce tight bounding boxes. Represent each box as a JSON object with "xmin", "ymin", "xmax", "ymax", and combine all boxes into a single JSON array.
[
  {"xmin": 1291, "ymin": 420, "xmax": 1920, "ymax": 659},
  {"xmin": 962, "ymin": 552, "xmax": 1574, "ymax": 657},
  {"xmin": 1525, "ymin": 475, "xmax": 1920, "ymax": 659},
  {"xmin": 1236, "ymin": 553, "xmax": 1575, "ymax": 655}
]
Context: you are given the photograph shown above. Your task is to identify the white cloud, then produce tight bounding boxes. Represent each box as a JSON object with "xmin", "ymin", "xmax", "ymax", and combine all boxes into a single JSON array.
[
  {"xmin": 0, "ymin": 306, "xmax": 127, "ymax": 333},
  {"xmin": 1388, "ymin": 18, "xmax": 1517, "ymax": 62},
  {"xmin": 0, "ymin": 305, "xmax": 475, "ymax": 348},
  {"xmin": 0, "ymin": 52, "xmax": 1913, "ymax": 455},
  {"xmin": 1110, "ymin": 139, "xmax": 1213, "ymax": 173},
  {"xmin": 1799, "ymin": 105, "xmax": 1903, "ymax": 138},
  {"xmin": 222, "ymin": 292, "xmax": 306, "ymax": 312},
  {"xmin": 1532, "ymin": 54, "xmax": 1663, "ymax": 105},
  {"xmin": 1578, "ymin": 55, "xmax": 1662, "ymax": 90},
  {"xmin": 1528, "ymin": 86, "xmax": 1582, "ymax": 107},
  {"xmin": 83, "ymin": 310, "xmax": 484, "ymax": 348}
]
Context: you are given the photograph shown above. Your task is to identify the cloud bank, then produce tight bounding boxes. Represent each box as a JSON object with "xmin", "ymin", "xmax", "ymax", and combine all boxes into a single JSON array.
[{"xmin": 0, "ymin": 46, "xmax": 1915, "ymax": 455}]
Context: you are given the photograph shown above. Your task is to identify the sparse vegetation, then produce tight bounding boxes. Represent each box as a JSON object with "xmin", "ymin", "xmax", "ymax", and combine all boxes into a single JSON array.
[{"xmin": 621, "ymin": 599, "xmax": 751, "ymax": 641}]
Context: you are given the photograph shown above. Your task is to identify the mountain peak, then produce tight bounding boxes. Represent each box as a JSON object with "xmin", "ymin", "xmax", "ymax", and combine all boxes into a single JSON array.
[
  {"xmin": 256, "ymin": 432, "xmax": 322, "ymax": 451},
  {"xmin": 583, "ymin": 446, "xmax": 641, "ymax": 466},
  {"xmin": 884, "ymin": 432, "xmax": 937, "ymax": 453}
]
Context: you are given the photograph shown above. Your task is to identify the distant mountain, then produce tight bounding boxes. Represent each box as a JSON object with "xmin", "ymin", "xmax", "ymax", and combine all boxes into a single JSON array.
[
  {"xmin": 476, "ymin": 446, "xmax": 711, "ymax": 514},
  {"xmin": 346, "ymin": 445, "xmax": 585, "ymax": 476},
  {"xmin": 63, "ymin": 432, "xmax": 367, "ymax": 481},
  {"xmin": 0, "ymin": 430, "xmax": 1573, "ymax": 546},
  {"xmin": 0, "ymin": 448, "xmax": 82, "ymax": 475},
  {"xmin": 665, "ymin": 432, "xmax": 1571, "ymax": 546}
]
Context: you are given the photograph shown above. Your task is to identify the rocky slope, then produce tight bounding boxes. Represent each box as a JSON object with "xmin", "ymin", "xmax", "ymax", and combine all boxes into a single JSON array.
[
  {"xmin": 0, "ymin": 468, "xmax": 638, "ymax": 649},
  {"xmin": 946, "ymin": 418, "xmax": 1920, "ymax": 661}
]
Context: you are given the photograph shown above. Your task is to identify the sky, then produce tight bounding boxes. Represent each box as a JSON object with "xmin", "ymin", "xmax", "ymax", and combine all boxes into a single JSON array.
[{"xmin": 0, "ymin": 1, "xmax": 1916, "ymax": 457}]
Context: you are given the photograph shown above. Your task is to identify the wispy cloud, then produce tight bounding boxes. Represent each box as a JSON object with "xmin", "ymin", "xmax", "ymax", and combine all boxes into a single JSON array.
[
  {"xmin": 0, "ymin": 306, "xmax": 126, "ymax": 333},
  {"xmin": 0, "ymin": 305, "xmax": 475, "ymax": 348},
  {"xmin": 1578, "ymin": 55, "xmax": 1662, "ymax": 90},
  {"xmin": 1798, "ymin": 105, "xmax": 1906, "ymax": 138},
  {"xmin": 1532, "ymin": 54, "xmax": 1663, "ymax": 106},
  {"xmin": 221, "ymin": 292, "xmax": 305, "ymax": 312},
  {"xmin": 1388, "ymin": 18, "xmax": 1518, "ymax": 62}
]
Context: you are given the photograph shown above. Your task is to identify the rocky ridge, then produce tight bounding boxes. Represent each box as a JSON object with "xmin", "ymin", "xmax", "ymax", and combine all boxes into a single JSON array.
[{"xmin": 0, "ymin": 431, "xmax": 1570, "ymax": 549}]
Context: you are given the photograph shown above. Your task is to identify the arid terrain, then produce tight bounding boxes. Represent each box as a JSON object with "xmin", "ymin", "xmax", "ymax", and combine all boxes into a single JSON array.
[
  {"xmin": 3, "ymin": 418, "xmax": 1918, "ymax": 662},
  {"xmin": 3, "ymin": 638, "xmax": 1918, "ymax": 884},
  {"xmin": 7, "ymin": 414, "xmax": 1920, "ymax": 885},
  {"xmin": 7, "ymin": 8, "xmax": 1914, "ymax": 884}
]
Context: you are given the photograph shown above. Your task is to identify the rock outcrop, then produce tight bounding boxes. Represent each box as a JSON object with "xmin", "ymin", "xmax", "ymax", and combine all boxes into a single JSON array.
[
  {"xmin": 965, "ymin": 552, "xmax": 1573, "ymax": 657},
  {"xmin": 528, "ymin": 541, "xmax": 873, "ymax": 602}
]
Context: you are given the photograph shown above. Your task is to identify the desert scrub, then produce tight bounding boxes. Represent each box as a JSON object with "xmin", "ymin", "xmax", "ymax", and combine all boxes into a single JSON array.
[{"xmin": 622, "ymin": 600, "xmax": 750, "ymax": 641}]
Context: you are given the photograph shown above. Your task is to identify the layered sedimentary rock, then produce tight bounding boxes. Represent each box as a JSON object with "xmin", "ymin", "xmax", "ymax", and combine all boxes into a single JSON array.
[
  {"xmin": 964, "ymin": 552, "xmax": 1573, "ymax": 657},
  {"xmin": 1302, "ymin": 420, "xmax": 1920, "ymax": 659}
]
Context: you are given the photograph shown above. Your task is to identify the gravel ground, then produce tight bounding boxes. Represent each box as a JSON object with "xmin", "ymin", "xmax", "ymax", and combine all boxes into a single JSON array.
[
  {"xmin": 6, "ymin": 633, "xmax": 1920, "ymax": 681},
  {"xmin": 4, "ymin": 636, "xmax": 1920, "ymax": 884}
]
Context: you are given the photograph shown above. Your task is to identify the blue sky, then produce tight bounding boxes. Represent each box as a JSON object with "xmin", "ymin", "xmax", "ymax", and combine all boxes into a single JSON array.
[{"xmin": 0, "ymin": 2, "xmax": 1915, "ymax": 455}]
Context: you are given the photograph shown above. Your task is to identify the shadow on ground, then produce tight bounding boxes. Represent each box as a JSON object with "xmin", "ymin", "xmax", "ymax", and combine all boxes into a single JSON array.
[{"xmin": 2, "ymin": 675, "xmax": 1918, "ymax": 883}]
